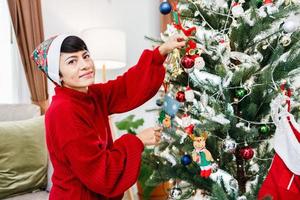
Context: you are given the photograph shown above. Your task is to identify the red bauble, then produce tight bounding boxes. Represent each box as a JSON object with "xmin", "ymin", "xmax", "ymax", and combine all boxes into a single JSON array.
[
  {"xmin": 176, "ymin": 91, "xmax": 186, "ymax": 102},
  {"xmin": 239, "ymin": 146, "xmax": 254, "ymax": 160},
  {"xmin": 184, "ymin": 124, "xmax": 194, "ymax": 135},
  {"xmin": 181, "ymin": 55, "xmax": 195, "ymax": 70},
  {"xmin": 264, "ymin": 0, "xmax": 273, "ymax": 4}
]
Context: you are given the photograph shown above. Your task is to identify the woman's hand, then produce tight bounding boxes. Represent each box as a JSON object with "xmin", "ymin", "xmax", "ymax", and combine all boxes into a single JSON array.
[
  {"xmin": 159, "ymin": 35, "xmax": 187, "ymax": 56},
  {"xmin": 136, "ymin": 126, "xmax": 162, "ymax": 146}
]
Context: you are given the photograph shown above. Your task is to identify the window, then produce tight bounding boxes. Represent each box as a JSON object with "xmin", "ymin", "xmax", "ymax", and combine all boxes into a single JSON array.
[{"xmin": 0, "ymin": 0, "xmax": 30, "ymax": 104}]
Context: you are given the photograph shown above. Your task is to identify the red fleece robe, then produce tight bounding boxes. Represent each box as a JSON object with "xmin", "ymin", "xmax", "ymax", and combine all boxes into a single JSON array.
[{"xmin": 45, "ymin": 47, "xmax": 166, "ymax": 200}]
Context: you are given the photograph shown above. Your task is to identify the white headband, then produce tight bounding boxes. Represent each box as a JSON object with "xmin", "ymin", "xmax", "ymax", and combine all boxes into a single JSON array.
[{"xmin": 47, "ymin": 34, "xmax": 71, "ymax": 86}]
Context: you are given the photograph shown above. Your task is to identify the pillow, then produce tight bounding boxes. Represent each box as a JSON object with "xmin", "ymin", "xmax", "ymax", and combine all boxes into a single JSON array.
[{"xmin": 0, "ymin": 116, "xmax": 47, "ymax": 199}]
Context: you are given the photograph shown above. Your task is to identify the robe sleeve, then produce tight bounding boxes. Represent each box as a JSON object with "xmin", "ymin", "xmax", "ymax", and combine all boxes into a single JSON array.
[
  {"xmin": 90, "ymin": 47, "xmax": 166, "ymax": 115},
  {"xmin": 54, "ymin": 106, "xmax": 144, "ymax": 197}
]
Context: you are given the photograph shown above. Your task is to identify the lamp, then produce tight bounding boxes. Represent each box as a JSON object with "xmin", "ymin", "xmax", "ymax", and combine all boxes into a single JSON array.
[{"xmin": 80, "ymin": 28, "xmax": 126, "ymax": 82}]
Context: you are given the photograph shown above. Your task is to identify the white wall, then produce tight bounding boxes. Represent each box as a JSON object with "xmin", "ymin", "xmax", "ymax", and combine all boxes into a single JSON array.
[{"xmin": 41, "ymin": 0, "xmax": 162, "ymax": 134}]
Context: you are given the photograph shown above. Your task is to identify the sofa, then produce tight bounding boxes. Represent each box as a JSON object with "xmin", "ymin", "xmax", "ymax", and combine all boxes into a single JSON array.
[{"xmin": 0, "ymin": 104, "xmax": 134, "ymax": 200}]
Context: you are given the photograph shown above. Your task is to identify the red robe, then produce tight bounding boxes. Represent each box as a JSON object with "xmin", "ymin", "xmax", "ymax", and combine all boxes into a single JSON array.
[{"xmin": 45, "ymin": 47, "xmax": 166, "ymax": 200}]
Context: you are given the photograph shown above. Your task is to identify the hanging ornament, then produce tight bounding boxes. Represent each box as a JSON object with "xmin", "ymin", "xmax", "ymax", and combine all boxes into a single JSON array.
[
  {"xmin": 184, "ymin": 86, "xmax": 195, "ymax": 102},
  {"xmin": 192, "ymin": 132, "xmax": 214, "ymax": 178},
  {"xmin": 169, "ymin": 187, "xmax": 182, "ymax": 200},
  {"xmin": 156, "ymin": 98, "xmax": 164, "ymax": 107},
  {"xmin": 264, "ymin": 0, "xmax": 273, "ymax": 4},
  {"xmin": 176, "ymin": 91, "xmax": 186, "ymax": 102},
  {"xmin": 159, "ymin": 0, "xmax": 172, "ymax": 15},
  {"xmin": 235, "ymin": 88, "xmax": 247, "ymax": 99},
  {"xmin": 222, "ymin": 135, "xmax": 237, "ymax": 153},
  {"xmin": 239, "ymin": 146, "xmax": 254, "ymax": 160},
  {"xmin": 259, "ymin": 124, "xmax": 270, "ymax": 134},
  {"xmin": 181, "ymin": 113, "xmax": 192, "ymax": 127},
  {"xmin": 181, "ymin": 154, "xmax": 192, "ymax": 166},
  {"xmin": 158, "ymin": 111, "xmax": 172, "ymax": 128},
  {"xmin": 256, "ymin": 0, "xmax": 263, "ymax": 7},
  {"xmin": 181, "ymin": 55, "xmax": 195, "ymax": 73},
  {"xmin": 231, "ymin": 3, "xmax": 244, "ymax": 18},
  {"xmin": 163, "ymin": 95, "xmax": 181, "ymax": 117},
  {"xmin": 200, "ymin": 91, "xmax": 209, "ymax": 107},
  {"xmin": 283, "ymin": 20, "xmax": 298, "ymax": 33},
  {"xmin": 252, "ymin": 51, "xmax": 264, "ymax": 62},
  {"xmin": 194, "ymin": 56, "xmax": 205, "ymax": 70},
  {"xmin": 210, "ymin": 169, "xmax": 239, "ymax": 195},
  {"xmin": 184, "ymin": 124, "xmax": 194, "ymax": 135}
]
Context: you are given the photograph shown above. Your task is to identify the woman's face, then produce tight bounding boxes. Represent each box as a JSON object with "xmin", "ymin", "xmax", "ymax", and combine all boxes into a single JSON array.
[{"xmin": 59, "ymin": 50, "xmax": 95, "ymax": 92}]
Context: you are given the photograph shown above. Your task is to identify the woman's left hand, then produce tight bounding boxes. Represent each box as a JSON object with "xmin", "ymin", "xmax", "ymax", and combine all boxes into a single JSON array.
[{"xmin": 158, "ymin": 35, "xmax": 187, "ymax": 56}]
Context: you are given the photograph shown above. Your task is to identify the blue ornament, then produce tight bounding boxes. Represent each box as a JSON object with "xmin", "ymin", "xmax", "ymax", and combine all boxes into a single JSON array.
[
  {"xmin": 163, "ymin": 95, "xmax": 180, "ymax": 118},
  {"xmin": 160, "ymin": 1, "xmax": 172, "ymax": 15},
  {"xmin": 181, "ymin": 154, "xmax": 192, "ymax": 166}
]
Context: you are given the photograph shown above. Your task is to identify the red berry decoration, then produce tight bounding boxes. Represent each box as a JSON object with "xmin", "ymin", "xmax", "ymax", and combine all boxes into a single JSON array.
[
  {"xmin": 239, "ymin": 146, "xmax": 254, "ymax": 160},
  {"xmin": 176, "ymin": 91, "xmax": 186, "ymax": 102},
  {"xmin": 181, "ymin": 55, "xmax": 195, "ymax": 73},
  {"xmin": 184, "ymin": 124, "xmax": 194, "ymax": 135}
]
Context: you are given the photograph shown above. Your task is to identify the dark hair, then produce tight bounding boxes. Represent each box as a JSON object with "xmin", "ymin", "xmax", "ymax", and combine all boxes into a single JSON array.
[
  {"xmin": 60, "ymin": 36, "xmax": 88, "ymax": 53},
  {"xmin": 59, "ymin": 36, "xmax": 89, "ymax": 78}
]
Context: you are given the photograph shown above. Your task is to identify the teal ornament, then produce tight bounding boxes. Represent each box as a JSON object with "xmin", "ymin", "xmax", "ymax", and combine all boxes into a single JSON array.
[{"xmin": 163, "ymin": 95, "xmax": 180, "ymax": 118}]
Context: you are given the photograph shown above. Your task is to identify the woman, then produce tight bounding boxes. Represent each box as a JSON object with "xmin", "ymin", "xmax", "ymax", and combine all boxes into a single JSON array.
[{"xmin": 31, "ymin": 34, "xmax": 185, "ymax": 200}]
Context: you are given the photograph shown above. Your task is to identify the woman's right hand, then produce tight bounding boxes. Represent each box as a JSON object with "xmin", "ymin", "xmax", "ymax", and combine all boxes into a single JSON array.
[{"xmin": 136, "ymin": 126, "xmax": 162, "ymax": 146}]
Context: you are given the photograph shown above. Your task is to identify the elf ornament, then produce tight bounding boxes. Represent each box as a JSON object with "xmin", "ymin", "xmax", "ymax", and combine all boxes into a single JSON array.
[{"xmin": 192, "ymin": 131, "xmax": 214, "ymax": 178}]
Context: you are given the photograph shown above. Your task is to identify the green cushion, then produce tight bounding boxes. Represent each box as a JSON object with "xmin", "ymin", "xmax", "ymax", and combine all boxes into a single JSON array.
[{"xmin": 0, "ymin": 116, "xmax": 47, "ymax": 199}]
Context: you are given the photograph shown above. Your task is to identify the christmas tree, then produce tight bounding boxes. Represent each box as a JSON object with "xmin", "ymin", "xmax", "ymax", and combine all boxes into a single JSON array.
[{"xmin": 143, "ymin": 0, "xmax": 300, "ymax": 199}]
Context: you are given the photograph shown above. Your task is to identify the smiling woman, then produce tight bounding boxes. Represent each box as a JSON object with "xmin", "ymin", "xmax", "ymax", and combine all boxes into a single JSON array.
[
  {"xmin": 30, "ymin": 33, "xmax": 185, "ymax": 200},
  {"xmin": 59, "ymin": 36, "xmax": 95, "ymax": 93}
]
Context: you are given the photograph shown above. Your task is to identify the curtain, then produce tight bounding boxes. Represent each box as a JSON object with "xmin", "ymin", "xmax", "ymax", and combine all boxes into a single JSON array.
[{"xmin": 7, "ymin": 0, "xmax": 48, "ymax": 114}]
